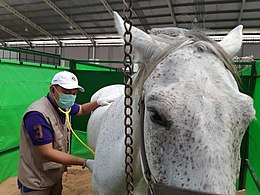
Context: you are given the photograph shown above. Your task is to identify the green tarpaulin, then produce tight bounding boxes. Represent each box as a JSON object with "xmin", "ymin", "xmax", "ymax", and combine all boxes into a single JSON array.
[
  {"xmin": 244, "ymin": 61, "xmax": 260, "ymax": 194},
  {"xmin": 0, "ymin": 62, "xmax": 64, "ymax": 182},
  {"xmin": 0, "ymin": 60, "xmax": 123, "ymax": 183}
]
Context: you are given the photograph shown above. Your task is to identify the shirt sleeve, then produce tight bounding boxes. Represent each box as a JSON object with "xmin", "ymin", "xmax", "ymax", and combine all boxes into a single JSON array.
[
  {"xmin": 24, "ymin": 111, "xmax": 53, "ymax": 146},
  {"xmin": 70, "ymin": 103, "xmax": 80, "ymax": 115}
]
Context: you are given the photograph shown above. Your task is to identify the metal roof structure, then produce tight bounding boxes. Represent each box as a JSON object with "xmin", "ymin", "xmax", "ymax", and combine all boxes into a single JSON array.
[{"xmin": 0, "ymin": 0, "xmax": 260, "ymax": 47}]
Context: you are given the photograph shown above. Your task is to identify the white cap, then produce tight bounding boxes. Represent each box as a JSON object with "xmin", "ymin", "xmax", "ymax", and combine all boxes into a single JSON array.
[{"xmin": 51, "ymin": 71, "xmax": 85, "ymax": 92}]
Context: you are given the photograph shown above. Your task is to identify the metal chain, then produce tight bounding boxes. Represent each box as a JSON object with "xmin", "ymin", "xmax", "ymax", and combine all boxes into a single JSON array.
[{"xmin": 123, "ymin": 1, "xmax": 134, "ymax": 195}]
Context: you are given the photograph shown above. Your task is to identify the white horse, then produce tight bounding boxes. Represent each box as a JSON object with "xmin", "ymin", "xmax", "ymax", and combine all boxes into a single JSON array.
[{"xmin": 87, "ymin": 12, "xmax": 255, "ymax": 195}]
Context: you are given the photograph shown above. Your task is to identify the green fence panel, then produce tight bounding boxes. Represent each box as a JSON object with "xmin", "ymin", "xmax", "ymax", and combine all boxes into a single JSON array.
[
  {"xmin": 246, "ymin": 170, "xmax": 260, "ymax": 195},
  {"xmin": 0, "ymin": 59, "xmax": 123, "ymax": 183},
  {"xmin": 245, "ymin": 61, "xmax": 260, "ymax": 194},
  {"xmin": 76, "ymin": 63, "xmax": 116, "ymax": 71},
  {"xmin": 0, "ymin": 148, "xmax": 19, "ymax": 183},
  {"xmin": 0, "ymin": 61, "xmax": 62, "ymax": 183},
  {"xmin": 70, "ymin": 130, "xmax": 94, "ymax": 159},
  {"xmin": 0, "ymin": 59, "xmax": 20, "ymax": 64}
]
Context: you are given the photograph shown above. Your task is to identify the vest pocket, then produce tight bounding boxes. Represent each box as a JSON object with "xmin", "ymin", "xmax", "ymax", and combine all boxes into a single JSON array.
[
  {"xmin": 53, "ymin": 130, "xmax": 64, "ymax": 151},
  {"xmin": 40, "ymin": 162, "xmax": 65, "ymax": 188}
]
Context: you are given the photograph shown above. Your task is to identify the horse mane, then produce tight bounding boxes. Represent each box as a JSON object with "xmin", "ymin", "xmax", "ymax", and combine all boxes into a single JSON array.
[
  {"xmin": 184, "ymin": 29, "xmax": 240, "ymax": 84},
  {"xmin": 133, "ymin": 28, "xmax": 240, "ymax": 90}
]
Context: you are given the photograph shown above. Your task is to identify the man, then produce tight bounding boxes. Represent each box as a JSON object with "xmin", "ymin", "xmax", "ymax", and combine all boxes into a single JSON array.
[{"xmin": 18, "ymin": 71, "xmax": 109, "ymax": 195}]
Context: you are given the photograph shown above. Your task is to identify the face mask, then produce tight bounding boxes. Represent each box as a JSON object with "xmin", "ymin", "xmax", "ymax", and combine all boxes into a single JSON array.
[{"xmin": 53, "ymin": 87, "xmax": 76, "ymax": 110}]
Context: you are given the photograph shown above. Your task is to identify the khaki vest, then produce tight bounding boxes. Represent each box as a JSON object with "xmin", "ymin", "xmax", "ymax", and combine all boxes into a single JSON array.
[{"xmin": 18, "ymin": 96, "xmax": 70, "ymax": 190}]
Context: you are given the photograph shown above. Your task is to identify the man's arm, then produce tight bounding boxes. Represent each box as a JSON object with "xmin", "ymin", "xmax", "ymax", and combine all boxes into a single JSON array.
[
  {"xmin": 76, "ymin": 97, "xmax": 116, "ymax": 116},
  {"xmin": 77, "ymin": 101, "xmax": 99, "ymax": 116},
  {"xmin": 35, "ymin": 143, "xmax": 85, "ymax": 166}
]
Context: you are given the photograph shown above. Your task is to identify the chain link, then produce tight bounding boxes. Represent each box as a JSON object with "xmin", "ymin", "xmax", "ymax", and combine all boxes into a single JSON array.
[{"xmin": 123, "ymin": 1, "xmax": 134, "ymax": 195}]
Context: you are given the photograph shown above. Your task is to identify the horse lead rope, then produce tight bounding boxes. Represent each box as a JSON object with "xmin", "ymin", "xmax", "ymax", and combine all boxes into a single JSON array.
[{"xmin": 123, "ymin": 1, "xmax": 134, "ymax": 194}]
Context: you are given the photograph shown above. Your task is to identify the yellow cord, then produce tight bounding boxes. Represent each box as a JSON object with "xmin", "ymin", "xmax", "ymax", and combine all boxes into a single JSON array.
[{"xmin": 58, "ymin": 107, "xmax": 95, "ymax": 155}]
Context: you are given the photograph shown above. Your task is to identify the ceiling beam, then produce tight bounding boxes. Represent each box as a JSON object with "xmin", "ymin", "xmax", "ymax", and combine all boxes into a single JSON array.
[
  {"xmin": 174, "ymin": 0, "xmax": 249, "ymax": 7},
  {"xmin": 0, "ymin": 0, "xmax": 60, "ymax": 44},
  {"xmin": 43, "ymin": 0, "xmax": 95, "ymax": 45},
  {"xmin": 166, "ymin": 0, "xmax": 177, "ymax": 26},
  {"xmin": 238, "ymin": 0, "xmax": 246, "ymax": 24},
  {"xmin": 100, "ymin": 0, "xmax": 113, "ymax": 16},
  {"xmin": 100, "ymin": 0, "xmax": 151, "ymax": 32},
  {"xmin": 194, "ymin": 0, "xmax": 206, "ymax": 28},
  {"xmin": 132, "ymin": 1, "xmax": 151, "ymax": 32},
  {"xmin": 0, "ymin": 24, "xmax": 31, "ymax": 45}
]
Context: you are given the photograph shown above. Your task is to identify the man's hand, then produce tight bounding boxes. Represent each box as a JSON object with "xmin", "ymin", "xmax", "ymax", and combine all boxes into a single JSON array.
[
  {"xmin": 97, "ymin": 98, "xmax": 114, "ymax": 106},
  {"xmin": 82, "ymin": 159, "xmax": 94, "ymax": 172}
]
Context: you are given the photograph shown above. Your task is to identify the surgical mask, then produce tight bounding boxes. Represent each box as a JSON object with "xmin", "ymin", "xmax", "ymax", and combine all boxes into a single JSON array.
[{"xmin": 53, "ymin": 87, "xmax": 76, "ymax": 110}]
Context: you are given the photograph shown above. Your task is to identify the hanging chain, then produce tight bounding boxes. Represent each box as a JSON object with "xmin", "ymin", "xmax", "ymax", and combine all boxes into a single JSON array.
[{"xmin": 123, "ymin": 1, "xmax": 134, "ymax": 195}]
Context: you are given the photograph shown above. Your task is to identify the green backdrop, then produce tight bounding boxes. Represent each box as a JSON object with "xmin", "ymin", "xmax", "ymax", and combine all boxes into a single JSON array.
[
  {"xmin": 239, "ymin": 61, "xmax": 260, "ymax": 194},
  {"xmin": 245, "ymin": 61, "xmax": 260, "ymax": 194},
  {"xmin": 0, "ymin": 60, "xmax": 123, "ymax": 183},
  {"xmin": 0, "ymin": 61, "xmax": 66, "ymax": 183}
]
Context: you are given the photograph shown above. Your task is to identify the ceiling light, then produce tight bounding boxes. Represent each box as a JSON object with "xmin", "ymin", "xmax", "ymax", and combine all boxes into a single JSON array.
[
  {"xmin": 69, "ymin": 25, "xmax": 74, "ymax": 30},
  {"xmin": 25, "ymin": 27, "xmax": 29, "ymax": 32}
]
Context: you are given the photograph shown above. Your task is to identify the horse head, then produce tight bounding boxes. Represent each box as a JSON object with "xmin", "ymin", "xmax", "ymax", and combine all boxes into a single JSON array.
[{"xmin": 114, "ymin": 12, "xmax": 255, "ymax": 194}]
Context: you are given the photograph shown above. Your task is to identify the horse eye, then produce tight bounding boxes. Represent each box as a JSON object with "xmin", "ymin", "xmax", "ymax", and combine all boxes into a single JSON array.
[{"xmin": 148, "ymin": 109, "xmax": 167, "ymax": 127}]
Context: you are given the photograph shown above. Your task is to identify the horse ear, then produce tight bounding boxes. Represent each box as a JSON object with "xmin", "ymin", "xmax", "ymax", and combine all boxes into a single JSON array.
[
  {"xmin": 113, "ymin": 11, "xmax": 154, "ymax": 44},
  {"xmin": 218, "ymin": 25, "xmax": 243, "ymax": 57},
  {"xmin": 113, "ymin": 11, "xmax": 165, "ymax": 65}
]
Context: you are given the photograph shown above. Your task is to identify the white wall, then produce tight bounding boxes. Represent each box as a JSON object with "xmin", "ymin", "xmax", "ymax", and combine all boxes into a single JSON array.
[
  {"xmin": 61, "ymin": 47, "xmax": 89, "ymax": 60},
  {"xmin": 30, "ymin": 45, "xmax": 124, "ymax": 63},
  {"xmin": 33, "ymin": 47, "xmax": 59, "ymax": 55},
  {"xmin": 0, "ymin": 50, "xmax": 19, "ymax": 60},
  {"xmin": 241, "ymin": 44, "xmax": 260, "ymax": 59},
  {"xmin": 30, "ymin": 43, "xmax": 260, "ymax": 61}
]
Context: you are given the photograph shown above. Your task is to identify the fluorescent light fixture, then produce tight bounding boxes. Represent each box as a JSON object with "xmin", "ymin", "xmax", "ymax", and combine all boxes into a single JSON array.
[
  {"xmin": 242, "ymin": 35, "xmax": 260, "ymax": 40},
  {"xmin": 31, "ymin": 40, "xmax": 57, "ymax": 45},
  {"xmin": 6, "ymin": 41, "xmax": 28, "ymax": 45},
  {"xmin": 61, "ymin": 40, "xmax": 92, "ymax": 44},
  {"xmin": 94, "ymin": 35, "xmax": 122, "ymax": 39},
  {"xmin": 210, "ymin": 35, "xmax": 260, "ymax": 42},
  {"xmin": 95, "ymin": 38, "xmax": 124, "ymax": 44}
]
